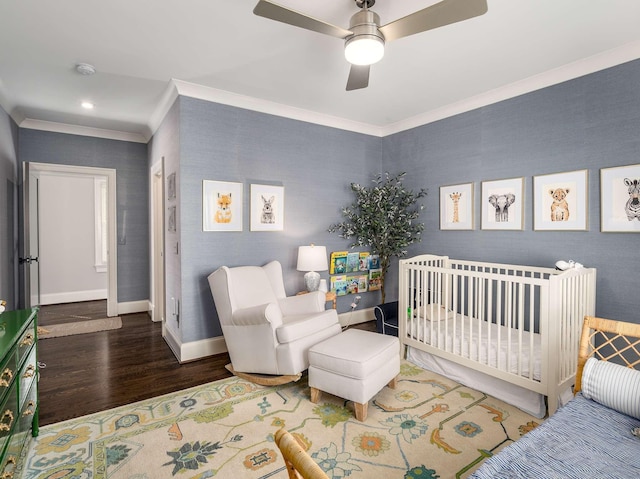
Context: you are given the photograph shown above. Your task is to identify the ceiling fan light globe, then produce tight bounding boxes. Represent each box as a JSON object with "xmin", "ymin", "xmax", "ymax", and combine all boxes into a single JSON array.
[{"xmin": 344, "ymin": 35, "xmax": 385, "ymax": 66}]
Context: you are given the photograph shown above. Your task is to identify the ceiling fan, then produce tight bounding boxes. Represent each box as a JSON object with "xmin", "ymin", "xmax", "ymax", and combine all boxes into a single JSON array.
[{"xmin": 253, "ymin": 0, "xmax": 488, "ymax": 91}]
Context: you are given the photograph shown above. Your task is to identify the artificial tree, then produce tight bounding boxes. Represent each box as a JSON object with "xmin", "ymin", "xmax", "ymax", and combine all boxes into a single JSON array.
[{"xmin": 328, "ymin": 172, "xmax": 427, "ymax": 304}]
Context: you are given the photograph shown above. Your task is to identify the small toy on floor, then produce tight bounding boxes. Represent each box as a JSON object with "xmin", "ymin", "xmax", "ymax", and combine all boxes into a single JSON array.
[
  {"xmin": 0, "ymin": 300, "xmax": 5, "ymax": 313},
  {"xmin": 632, "ymin": 427, "xmax": 640, "ymax": 438}
]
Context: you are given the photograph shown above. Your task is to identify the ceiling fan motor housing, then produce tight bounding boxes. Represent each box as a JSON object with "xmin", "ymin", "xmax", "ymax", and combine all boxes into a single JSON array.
[{"xmin": 344, "ymin": 9, "xmax": 385, "ymax": 65}]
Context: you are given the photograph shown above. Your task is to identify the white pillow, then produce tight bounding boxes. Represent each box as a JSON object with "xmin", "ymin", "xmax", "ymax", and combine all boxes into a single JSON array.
[
  {"xmin": 418, "ymin": 303, "xmax": 454, "ymax": 321},
  {"xmin": 581, "ymin": 357, "xmax": 640, "ymax": 419}
]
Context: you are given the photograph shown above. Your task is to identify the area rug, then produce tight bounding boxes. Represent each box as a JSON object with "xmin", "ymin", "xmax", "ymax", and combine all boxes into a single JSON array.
[
  {"xmin": 38, "ymin": 317, "xmax": 122, "ymax": 339},
  {"xmin": 21, "ymin": 361, "xmax": 540, "ymax": 479}
]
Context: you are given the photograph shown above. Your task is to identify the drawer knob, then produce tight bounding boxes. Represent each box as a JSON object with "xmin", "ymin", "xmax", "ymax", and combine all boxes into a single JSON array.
[
  {"xmin": 0, "ymin": 410, "xmax": 14, "ymax": 432},
  {"xmin": 0, "ymin": 369, "xmax": 13, "ymax": 388},
  {"xmin": 20, "ymin": 334, "xmax": 34, "ymax": 347},
  {"xmin": 22, "ymin": 365, "xmax": 35, "ymax": 379}
]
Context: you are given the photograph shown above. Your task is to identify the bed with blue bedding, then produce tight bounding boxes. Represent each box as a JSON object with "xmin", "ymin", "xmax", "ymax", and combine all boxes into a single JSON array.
[{"xmin": 469, "ymin": 315, "xmax": 640, "ymax": 479}]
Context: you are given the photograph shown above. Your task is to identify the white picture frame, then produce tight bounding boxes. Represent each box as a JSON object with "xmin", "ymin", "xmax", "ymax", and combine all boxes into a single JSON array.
[
  {"xmin": 202, "ymin": 180, "xmax": 243, "ymax": 232},
  {"xmin": 481, "ymin": 177, "xmax": 524, "ymax": 230},
  {"xmin": 440, "ymin": 182, "xmax": 474, "ymax": 230},
  {"xmin": 601, "ymin": 163, "xmax": 640, "ymax": 233},
  {"xmin": 533, "ymin": 169, "xmax": 588, "ymax": 231},
  {"xmin": 250, "ymin": 184, "xmax": 284, "ymax": 231}
]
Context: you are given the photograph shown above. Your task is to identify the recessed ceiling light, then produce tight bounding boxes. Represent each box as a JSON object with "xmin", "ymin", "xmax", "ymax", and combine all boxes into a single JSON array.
[
  {"xmin": 76, "ymin": 63, "xmax": 96, "ymax": 75},
  {"xmin": 81, "ymin": 101, "xmax": 95, "ymax": 109}
]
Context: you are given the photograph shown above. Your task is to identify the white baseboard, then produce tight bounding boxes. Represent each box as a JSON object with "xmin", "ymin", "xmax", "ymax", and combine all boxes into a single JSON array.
[
  {"xmin": 117, "ymin": 300, "xmax": 150, "ymax": 315},
  {"xmin": 40, "ymin": 289, "xmax": 107, "ymax": 305},
  {"xmin": 163, "ymin": 326, "xmax": 228, "ymax": 364},
  {"xmin": 338, "ymin": 307, "xmax": 375, "ymax": 327}
]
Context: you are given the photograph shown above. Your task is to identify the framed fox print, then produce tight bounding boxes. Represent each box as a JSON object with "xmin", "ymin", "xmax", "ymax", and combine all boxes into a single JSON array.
[{"xmin": 202, "ymin": 180, "xmax": 243, "ymax": 232}]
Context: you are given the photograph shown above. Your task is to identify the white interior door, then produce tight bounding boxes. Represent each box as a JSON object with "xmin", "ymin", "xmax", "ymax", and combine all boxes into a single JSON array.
[
  {"xmin": 22, "ymin": 163, "xmax": 40, "ymax": 308},
  {"xmin": 152, "ymin": 163, "xmax": 165, "ymax": 323}
]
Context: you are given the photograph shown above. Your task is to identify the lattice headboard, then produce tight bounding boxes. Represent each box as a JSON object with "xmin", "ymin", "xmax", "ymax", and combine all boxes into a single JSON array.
[{"xmin": 575, "ymin": 316, "xmax": 640, "ymax": 393}]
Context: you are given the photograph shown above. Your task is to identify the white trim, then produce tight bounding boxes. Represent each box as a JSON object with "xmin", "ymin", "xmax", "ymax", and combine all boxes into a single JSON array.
[
  {"xmin": 179, "ymin": 336, "xmax": 228, "ymax": 363},
  {"xmin": 117, "ymin": 300, "xmax": 149, "ymax": 315},
  {"xmin": 338, "ymin": 307, "xmax": 373, "ymax": 327},
  {"xmin": 19, "ymin": 118, "xmax": 147, "ymax": 143},
  {"xmin": 40, "ymin": 289, "xmax": 107, "ymax": 305},
  {"xmin": 27, "ymin": 162, "xmax": 118, "ymax": 317},
  {"xmin": 147, "ymin": 81, "xmax": 180, "ymax": 140},
  {"xmin": 163, "ymin": 326, "xmax": 182, "ymax": 362},
  {"xmin": 380, "ymin": 39, "xmax": 640, "ymax": 136},
  {"xmin": 171, "ymin": 79, "xmax": 385, "ymax": 137}
]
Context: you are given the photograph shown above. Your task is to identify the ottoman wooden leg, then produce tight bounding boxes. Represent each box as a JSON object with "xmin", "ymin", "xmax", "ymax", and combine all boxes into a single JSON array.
[
  {"xmin": 310, "ymin": 387, "xmax": 321, "ymax": 404},
  {"xmin": 354, "ymin": 402, "xmax": 368, "ymax": 422},
  {"xmin": 388, "ymin": 375, "xmax": 398, "ymax": 389}
]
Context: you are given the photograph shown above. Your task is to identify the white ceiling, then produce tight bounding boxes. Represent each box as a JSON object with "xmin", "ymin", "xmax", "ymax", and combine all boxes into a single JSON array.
[{"xmin": 2, "ymin": 0, "xmax": 640, "ymax": 143}]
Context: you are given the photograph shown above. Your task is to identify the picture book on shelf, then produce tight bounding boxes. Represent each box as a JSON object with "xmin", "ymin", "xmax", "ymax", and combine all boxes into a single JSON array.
[
  {"xmin": 331, "ymin": 275, "xmax": 348, "ymax": 296},
  {"xmin": 346, "ymin": 252, "xmax": 360, "ymax": 273},
  {"xmin": 359, "ymin": 252, "xmax": 370, "ymax": 271},
  {"xmin": 330, "ymin": 251, "xmax": 348, "ymax": 274},
  {"xmin": 357, "ymin": 275, "xmax": 368, "ymax": 292},
  {"xmin": 368, "ymin": 268, "xmax": 382, "ymax": 291},
  {"xmin": 347, "ymin": 276, "xmax": 359, "ymax": 295},
  {"xmin": 368, "ymin": 254, "xmax": 380, "ymax": 270}
]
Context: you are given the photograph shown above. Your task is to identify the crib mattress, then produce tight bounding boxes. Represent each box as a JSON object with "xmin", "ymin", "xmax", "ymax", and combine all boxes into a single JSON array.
[{"xmin": 406, "ymin": 314, "xmax": 542, "ymax": 381}]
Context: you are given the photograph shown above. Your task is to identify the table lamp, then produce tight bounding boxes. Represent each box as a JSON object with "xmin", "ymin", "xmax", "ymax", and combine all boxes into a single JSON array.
[{"xmin": 297, "ymin": 244, "xmax": 328, "ymax": 292}]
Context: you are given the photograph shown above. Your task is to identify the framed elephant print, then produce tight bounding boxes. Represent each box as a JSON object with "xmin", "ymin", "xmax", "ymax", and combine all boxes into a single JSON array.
[
  {"xmin": 600, "ymin": 163, "xmax": 640, "ymax": 233},
  {"xmin": 534, "ymin": 169, "xmax": 588, "ymax": 231},
  {"xmin": 440, "ymin": 182, "xmax": 474, "ymax": 230},
  {"xmin": 481, "ymin": 177, "xmax": 524, "ymax": 230}
]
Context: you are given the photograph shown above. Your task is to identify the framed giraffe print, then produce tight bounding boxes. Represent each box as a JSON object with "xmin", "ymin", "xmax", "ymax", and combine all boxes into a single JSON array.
[
  {"xmin": 440, "ymin": 182, "xmax": 474, "ymax": 230},
  {"xmin": 600, "ymin": 163, "xmax": 640, "ymax": 233}
]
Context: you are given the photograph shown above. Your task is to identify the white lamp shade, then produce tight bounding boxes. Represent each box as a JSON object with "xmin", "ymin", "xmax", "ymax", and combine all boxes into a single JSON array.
[
  {"xmin": 296, "ymin": 245, "xmax": 328, "ymax": 272},
  {"xmin": 344, "ymin": 35, "xmax": 385, "ymax": 66}
]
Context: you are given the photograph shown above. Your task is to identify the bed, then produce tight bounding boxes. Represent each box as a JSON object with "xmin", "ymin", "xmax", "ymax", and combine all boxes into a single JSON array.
[
  {"xmin": 468, "ymin": 315, "xmax": 640, "ymax": 478},
  {"xmin": 398, "ymin": 254, "xmax": 597, "ymax": 417}
]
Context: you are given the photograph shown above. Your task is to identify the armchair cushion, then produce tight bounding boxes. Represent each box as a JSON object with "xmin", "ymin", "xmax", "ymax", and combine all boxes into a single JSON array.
[
  {"xmin": 276, "ymin": 310, "xmax": 339, "ymax": 344},
  {"xmin": 278, "ymin": 291, "xmax": 325, "ymax": 316},
  {"xmin": 232, "ymin": 303, "xmax": 283, "ymax": 327}
]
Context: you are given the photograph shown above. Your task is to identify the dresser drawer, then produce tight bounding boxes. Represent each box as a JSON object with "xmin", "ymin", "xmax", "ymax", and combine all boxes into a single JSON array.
[
  {"xmin": 0, "ymin": 352, "xmax": 16, "ymax": 402},
  {"xmin": 16, "ymin": 323, "xmax": 36, "ymax": 366},
  {"xmin": 19, "ymin": 347, "xmax": 37, "ymax": 410},
  {"xmin": 0, "ymin": 382, "xmax": 18, "ymax": 459}
]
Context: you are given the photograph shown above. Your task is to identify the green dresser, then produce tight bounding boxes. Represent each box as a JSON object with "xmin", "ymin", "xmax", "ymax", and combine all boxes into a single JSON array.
[{"xmin": 0, "ymin": 308, "xmax": 39, "ymax": 477}]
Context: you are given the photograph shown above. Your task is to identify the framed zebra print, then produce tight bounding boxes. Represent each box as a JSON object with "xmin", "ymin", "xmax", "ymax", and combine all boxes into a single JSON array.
[
  {"xmin": 440, "ymin": 182, "xmax": 474, "ymax": 230},
  {"xmin": 601, "ymin": 163, "xmax": 640, "ymax": 233}
]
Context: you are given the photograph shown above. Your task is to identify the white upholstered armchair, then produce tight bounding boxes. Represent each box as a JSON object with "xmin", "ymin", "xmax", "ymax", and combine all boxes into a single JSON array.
[{"xmin": 208, "ymin": 261, "xmax": 341, "ymax": 377}]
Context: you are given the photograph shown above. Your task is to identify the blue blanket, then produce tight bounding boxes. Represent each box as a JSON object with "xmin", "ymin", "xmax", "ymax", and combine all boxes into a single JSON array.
[{"xmin": 469, "ymin": 394, "xmax": 640, "ymax": 478}]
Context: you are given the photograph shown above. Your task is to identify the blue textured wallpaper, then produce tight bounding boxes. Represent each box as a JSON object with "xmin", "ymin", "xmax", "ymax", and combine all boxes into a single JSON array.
[
  {"xmin": 177, "ymin": 97, "xmax": 382, "ymax": 342},
  {"xmin": 383, "ymin": 59, "xmax": 640, "ymax": 322},
  {"xmin": 18, "ymin": 129, "xmax": 149, "ymax": 303}
]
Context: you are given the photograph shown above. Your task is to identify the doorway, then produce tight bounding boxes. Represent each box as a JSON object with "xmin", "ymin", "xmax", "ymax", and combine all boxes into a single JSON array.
[
  {"xmin": 151, "ymin": 160, "xmax": 165, "ymax": 324},
  {"xmin": 23, "ymin": 162, "xmax": 118, "ymax": 317}
]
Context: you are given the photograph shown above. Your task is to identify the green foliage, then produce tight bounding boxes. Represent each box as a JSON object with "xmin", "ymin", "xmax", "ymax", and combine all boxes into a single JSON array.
[{"xmin": 328, "ymin": 172, "xmax": 427, "ymax": 303}]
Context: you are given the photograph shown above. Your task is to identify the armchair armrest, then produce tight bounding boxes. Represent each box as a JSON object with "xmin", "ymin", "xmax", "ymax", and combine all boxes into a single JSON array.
[
  {"xmin": 279, "ymin": 292, "xmax": 325, "ymax": 315},
  {"xmin": 232, "ymin": 303, "xmax": 283, "ymax": 327}
]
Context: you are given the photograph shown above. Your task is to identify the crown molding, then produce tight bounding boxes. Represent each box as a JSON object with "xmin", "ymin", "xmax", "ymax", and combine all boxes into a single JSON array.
[
  {"xmin": 19, "ymin": 118, "xmax": 147, "ymax": 143},
  {"xmin": 171, "ymin": 79, "xmax": 385, "ymax": 137},
  {"xmin": 380, "ymin": 39, "xmax": 640, "ymax": 136}
]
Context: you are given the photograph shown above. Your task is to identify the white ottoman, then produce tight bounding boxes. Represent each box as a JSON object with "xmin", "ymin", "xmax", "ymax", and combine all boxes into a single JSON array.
[{"xmin": 308, "ymin": 329, "xmax": 400, "ymax": 421}]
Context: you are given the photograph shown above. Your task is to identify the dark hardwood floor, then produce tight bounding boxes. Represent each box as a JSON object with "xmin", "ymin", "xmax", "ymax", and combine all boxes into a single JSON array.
[{"xmin": 37, "ymin": 301, "xmax": 375, "ymax": 426}]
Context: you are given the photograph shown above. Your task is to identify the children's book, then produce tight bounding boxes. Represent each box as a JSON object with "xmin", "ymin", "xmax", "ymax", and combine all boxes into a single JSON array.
[
  {"xmin": 358, "ymin": 252, "xmax": 370, "ymax": 271},
  {"xmin": 368, "ymin": 254, "xmax": 380, "ymax": 270},
  {"xmin": 368, "ymin": 268, "xmax": 382, "ymax": 291},
  {"xmin": 346, "ymin": 252, "xmax": 360, "ymax": 273},
  {"xmin": 330, "ymin": 251, "xmax": 348, "ymax": 274},
  {"xmin": 331, "ymin": 275, "xmax": 348, "ymax": 296},
  {"xmin": 347, "ymin": 276, "xmax": 359, "ymax": 294},
  {"xmin": 357, "ymin": 275, "xmax": 368, "ymax": 292}
]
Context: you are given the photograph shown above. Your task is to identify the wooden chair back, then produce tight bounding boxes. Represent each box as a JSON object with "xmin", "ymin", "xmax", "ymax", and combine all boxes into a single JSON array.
[
  {"xmin": 274, "ymin": 429, "xmax": 329, "ymax": 479},
  {"xmin": 575, "ymin": 315, "xmax": 640, "ymax": 393}
]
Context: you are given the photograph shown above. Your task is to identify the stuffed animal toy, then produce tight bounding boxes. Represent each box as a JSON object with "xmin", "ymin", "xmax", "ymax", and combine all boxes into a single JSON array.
[{"xmin": 0, "ymin": 300, "xmax": 5, "ymax": 314}]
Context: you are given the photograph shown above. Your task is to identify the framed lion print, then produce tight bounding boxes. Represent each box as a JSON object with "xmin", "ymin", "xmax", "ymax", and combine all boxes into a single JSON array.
[{"xmin": 533, "ymin": 170, "xmax": 588, "ymax": 231}]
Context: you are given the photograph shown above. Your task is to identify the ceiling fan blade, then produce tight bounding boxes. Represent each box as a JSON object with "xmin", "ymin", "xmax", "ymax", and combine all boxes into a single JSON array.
[
  {"xmin": 253, "ymin": 0, "xmax": 352, "ymax": 39},
  {"xmin": 379, "ymin": 0, "xmax": 487, "ymax": 42},
  {"xmin": 346, "ymin": 64, "xmax": 370, "ymax": 91}
]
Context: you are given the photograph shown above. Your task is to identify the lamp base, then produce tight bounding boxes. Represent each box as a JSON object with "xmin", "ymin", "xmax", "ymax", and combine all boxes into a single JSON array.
[{"xmin": 304, "ymin": 271, "xmax": 321, "ymax": 292}]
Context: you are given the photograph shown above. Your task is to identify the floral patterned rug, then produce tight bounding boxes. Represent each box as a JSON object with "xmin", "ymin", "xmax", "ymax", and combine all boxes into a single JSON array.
[{"xmin": 21, "ymin": 360, "xmax": 540, "ymax": 479}]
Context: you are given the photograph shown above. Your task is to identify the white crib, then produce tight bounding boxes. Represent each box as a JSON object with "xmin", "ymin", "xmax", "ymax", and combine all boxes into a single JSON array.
[{"xmin": 398, "ymin": 255, "xmax": 596, "ymax": 416}]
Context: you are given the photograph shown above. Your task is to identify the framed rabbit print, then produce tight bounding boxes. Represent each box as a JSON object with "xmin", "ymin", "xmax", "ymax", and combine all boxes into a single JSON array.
[{"xmin": 251, "ymin": 184, "xmax": 285, "ymax": 231}]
